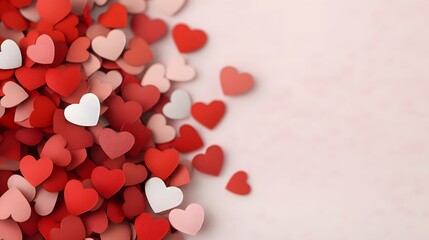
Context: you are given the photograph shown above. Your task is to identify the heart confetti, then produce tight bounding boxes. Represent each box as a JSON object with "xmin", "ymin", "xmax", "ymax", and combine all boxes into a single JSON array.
[{"xmin": 0, "ymin": 0, "xmax": 255, "ymax": 239}]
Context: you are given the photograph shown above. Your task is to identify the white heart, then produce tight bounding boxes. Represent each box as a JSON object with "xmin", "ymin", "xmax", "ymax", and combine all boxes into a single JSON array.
[
  {"xmin": 92, "ymin": 29, "xmax": 126, "ymax": 61},
  {"xmin": 64, "ymin": 93, "xmax": 100, "ymax": 127},
  {"xmin": 162, "ymin": 89, "xmax": 192, "ymax": 120},
  {"xmin": 147, "ymin": 113, "xmax": 176, "ymax": 144},
  {"xmin": 153, "ymin": 0, "xmax": 186, "ymax": 16},
  {"xmin": 145, "ymin": 177, "xmax": 183, "ymax": 213},
  {"xmin": 166, "ymin": 56, "xmax": 196, "ymax": 82},
  {"xmin": 33, "ymin": 188, "xmax": 58, "ymax": 216},
  {"xmin": 0, "ymin": 39, "xmax": 22, "ymax": 70},
  {"xmin": 141, "ymin": 63, "xmax": 170, "ymax": 93}
]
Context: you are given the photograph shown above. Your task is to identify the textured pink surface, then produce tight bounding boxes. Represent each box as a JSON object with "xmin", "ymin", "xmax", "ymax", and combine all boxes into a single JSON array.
[{"xmin": 148, "ymin": 0, "xmax": 429, "ymax": 239}]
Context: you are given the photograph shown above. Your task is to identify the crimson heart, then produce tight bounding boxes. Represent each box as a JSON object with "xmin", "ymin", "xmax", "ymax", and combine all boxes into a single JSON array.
[
  {"xmin": 29, "ymin": 95, "xmax": 57, "ymax": 128},
  {"xmin": 226, "ymin": 171, "xmax": 251, "ymax": 195},
  {"xmin": 50, "ymin": 215, "xmax": 86, "ymax": 240},
  {"xmin": 122, "ymin": 83, "xmax": 160, "ymax": 112},
  {"xmin": 131, "ymin": 14, "xmax": 168, "ymax": 44},
  {"xmin": 173, "ymin": 124, "xmax": 204, "ymax": 153},
  {"xmin": 64, "ymin": 179, "xmax": 99, "ymax": 215},
  {"xmin": 98, "ymin": 3, "xmax": 128, "ymax": 29},
  {"xmin": 91, "ymin": 166, "xmax": 126, "ymax": 199},
  {"xmin": 98, "ymin": 128, "xmax": 135, "ymax": 159},
  {"xmin": 173, "ymin": 24, "xmax": 207, "ymax": 53},
  {"xmin": 192, "ymin": 145, "xmax": 224, "ymax": 176},
  {"xmin": 144, "ymin": 148, "xmax": 179, "ymax": 180},
  {"xmin": 19, "ymin": 155, "xmax": 53, "ymax": 187},
  {"xmin": 45, "ymin": 65, "xmax": 81, "ymax": 97},
  {"xmin": 135, "ymin": 213, "xmax": 170, "ymax": 240},
  {"xmin": 191, "ymin": 100, "xmax": 226, "ymax": 129}
]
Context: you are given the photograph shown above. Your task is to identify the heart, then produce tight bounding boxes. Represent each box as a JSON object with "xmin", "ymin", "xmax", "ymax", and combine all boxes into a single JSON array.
[
  {"xmin": 192, "ymin": 145, "xmax": 224, "ymax": 176},
  {"xmin": 98, "ymin": 3, "xmax": 128, "ymax": 29},
  {"xmin": 36, "ymin": 0, "xmax": 71, "ymax": 25},
  {"xmin": 15, "ymin": 66, "xmax": 47, "ymax": 91},
  {"xmin": 20, "ymin": 2, "xmax": 40, "ymax": 22},
  {"xmin": 82, "ymin": 208, "xmax": 108, "ymax": 234},
  {"xmin": 0, "ymin": 40, "xmax": 21, "ymax": 70},
  {"xmin": 147, "ymin": 113, "xmax": 176, "ymax": 144},
  {"xmin": 173, "ymin": 124, "xmax": 204, "ymax": 153},
  {"xmin": 29, "ymin": 95, "xmax": 56, "ymax": 128},
  {"xmin": 26, "ymin": 34, "xmax": 55, "ymax": 64},
  {"xmin": 226, "ymin": 171, "xmax": 251, "ymax": 195},
  {"xmin": 119, "ymin": 0, "xmax": 146, "ymax": 14},
  {"xmin": 144, "ymin": 148, "xmax": 179, "ymax": 180},
  {"xmin": 191, "ymin": 100, "xmax": 226, "ymax": 129},
  {"xmin": 64, "ymin": 179, "xmax": 99, "ymax": 215},
  {"xmin": 7, "ymin": 174, "xmax": 35, "ymax": 202},
  {"xmin": 173, "ymin": 24, "xmax": 207, "ymax": 53},
  {"xmin": 98, "ymin": 128, "xmax": 135, "ymax": 159},
  {"xmin": 122, "ymin": 186, "xmax": 146, "ymax": 219},
  {"xmin": 1, "ymin": 81, "xmax": 29, "ymax": 108},
  {"xmin": 220, "ymin": 66, "xmax": 254, "ymax": 96},
  {"xmin": 166, "ymin": 56, "xmax": 196, "ymax": 82},
  {"xmin": 89, "ymin": 70, "xmax": 123, "ymax": 90},
  {"xmin": 0, "ymin": 188, "xmax": 31, "ymax": 222},
  {"xmin": 64, "ymin": 93, "xmax": 100, "ymax": 127},
  {"xmin": 122, "ymin": 83, "xmax": 160, "ymax": 111},
  {"xmin": 145, "ymin": 177, "xmax": 183, "ymax": 213},
  {"xmin": 141, "ymin": 63, "xmax": 170, "ymax": 93},
  {"xmin": 92, "ymin": 29, "xmax": 126, "ymax": 61},
  {"xmin": 0, "ymin": 219, "xmax": 22, "ymax": 240},
  {"xmin": 45, "ymin": 65, "xmax": 82, "ymax": 97},
  {"xmin": 91, "ymin": 166, "xmax": 126, "ymax": 199},
  {"xmin": 135, "ymin": 213, "xmax": 169, "ymax": 240},
  {"xmin": 153, "ymin": 0, "xmax": 186, "ymax": 16},
  {"xmin": 103, "ymin": 95, "xmax": 142, "ymax": 130},
  {"xmin": 123, "ymin": 37, "xmax": 152, "ymax": 66},
  {"xmin": 169, "ymin": 163, "xmax": 191, "ymax": 187},
  {"xmin": 131, "ymin": 14, "xmax": 167, "ymax": 44},
  {"xmin": 50, "ymin": 215, "xmax": 86, "ymax": 240},
  {"xmin": 82, "ymin": 54, "xmax": 101, "ymax": 77},
  {"xmin": 42, "ymin": 166, "xmax": 68, "ymax": 192},
  {"xmin": 163, "ymin": 89, "xmax": 192, "ymax": 119},
  {"xmin": 66, "ymin": 36, "xmax": 90, "ymax": 63},
  {"xmin": 122, "ymin": 162, "xmax": 148, "ymax": 186},
  {"xmin": 53, "ymin": 109, "xmax": 94, "ymax": 150},
  {"xmin": 89, "ymin": 79, "xmax": 112, "ymax": 103},
  {"xmin": 40, "ymin": 134, "xmax": 72, "ymax": 167},
  {"xmin": 33, "ymin": 187, "xmax": 58, "ymax": 216},
  {"xmin": 100, "ymin": 222, "xmax": 131, "ymax": 240},
  {"xmin": 19, "ymin": 155, "xmax": 53, "ymax": 187},
  {"xmin": 169, "ymin": 203, "xmax": 204, "ymax": 236}
]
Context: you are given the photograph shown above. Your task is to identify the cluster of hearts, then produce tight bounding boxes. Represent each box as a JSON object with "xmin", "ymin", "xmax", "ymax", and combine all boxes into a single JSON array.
[{"xmin": 0, "ymin": 0, "xmax": 255, "ymax": 239}]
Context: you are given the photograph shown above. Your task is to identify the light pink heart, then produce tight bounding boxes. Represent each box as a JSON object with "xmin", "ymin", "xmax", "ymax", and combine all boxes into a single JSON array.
[
  {"xmin": 7, "ymin": 174, "xmax": 36, "ymax": 202},
  {"xmin": 166, "ymin": 56, "xmax": 196, "ymax": 82},
  {"xmin": 0, "ymin": 188, "xmax": 31, "ymax": 222},
  {"xmin": 0, "ymin": 218, "xmax": 22, "ymax": 240},
  {"xmin": 89, "ymin": 70, "xmax": 123, "ymax": 90},
  {"xmin": 147, "ymin": 113, "xmax": 175, "ymax": 144},
  {"xmin": 153, "ymin": 0, "xmax": 186, "ymax": 16},
  {"xmin": 27, "ymin": 34, "xmax": 55, "ymax": 64},
  {"xmin": 34, "ymin": 187, "xmax": 58, "ymax": 216},
  {"xmin": 119, "ymin": 0, "xmax": 146, "ymax": 14},
  {"xmin": 92, "ymin": 29, "xmax": 126, "ymax": 61},
  {"xmin": 89, "ymin": 79, "xmax": 112, "ymax": 102},
  {"xmin": 83, "ymin": 54, "xmax": 101, "ymax": 77},
  {"xmin": 20, "ymin": 2, "xmax": 40, "ymax": 22},
  {"xmin": 1, "ymin": 81, "xmax": 29, "ymax": 108},
  {"xmin": 141, "ymin": 63, "xmax": 170, "ymax": 93},
  {"xmin": 169, "ymin": 203, "xmax": 204, "ymax": 236}
]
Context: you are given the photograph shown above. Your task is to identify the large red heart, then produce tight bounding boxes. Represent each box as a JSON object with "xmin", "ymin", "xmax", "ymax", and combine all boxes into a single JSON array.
[
  {"xmin": 91, "ymin": 166, "xmax": 126, "ymax": 199},
  {"xmin": 64, "ymin": 179, "xmax": 99, "ymax": 215},
  {"xmin": 36, "ymin": 0, "xmax": 71, "ymax": 25},
  {"xmin": 191, "ymin": 100, "xmax": 226, "ymax": 129},
  {"xmin": 173, "ymin": 124, "xmax": 204, "ymax": 153},
  {"xmin": 226, "ymin": 171, "xmax": 251, "ymax": 195},
  {"xmin": 134, "ymin": 213, "xmax": 169, "ymax": 240},
  {"xmin": 173, "ymin": 24, "xmax": 207, "ymax": 53},
  {"xmin": 144, "ymin": 148, "xmax": 179, "ymax": 180},
  {"xmin": 192, "ymin": 145, "xmax": 224, "ymax": 176},
  {"xmin": 19, "ymin": 155, "xmax": 53, "ymax": 187},
  {"xmin": 98, "ymin": 3, "xmax": 128, "ymax": 29},
  {"xmin": 131, "ymin": 14, "xmax": 168, "ymax": 44},
  {"xmin": 50, "ymin": 215, "xmax": 86, "ymax": 240},
  {"xmin": 45, "ymin": 65, "xmax": 81, "ymax": 97},
  {"xmin": 98, "ymin": 128, "xmax": 135, "ymax": 159}
]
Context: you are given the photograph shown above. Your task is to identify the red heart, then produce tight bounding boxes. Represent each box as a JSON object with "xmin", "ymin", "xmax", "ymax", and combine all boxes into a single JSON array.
[
  {"xmin": 81, "ymin": 208, "xmax": 108, "ymax": 234},
  {"xmin": 50, "ymin": 215, "xmax": 86, "ymax": 240},
  {"xmin": 121, "ymin": 121, "xmax": 152, "ymax": 157},
  {"xmin": 40, "ymin": 134, "xmax": 72, "ymax": 167},
  {"xmin": 122, "ymin": 162, "xmax": 148, "ymax": 186},
  {"xmin": 45, "ymin": 65, "xmax": 81, "ymax": 97},
  {"xmin": 135, "ymin": 213, "xmax": 169, "ymax": 240},
  {"xmin": 191, "ymin": 100, "xmax": 226, "ymax": 129},
  {"xmin": 53, "ymin": 109, "xmax": 94, "ymax": 150},
  {"xmin": 19, "ymin": 155, "xmax": 53, "ymax": 187},
  {"xmin": 2, "ymin": 9, "xmax": 28, "ymax": 31},
  {"xmin": 226, "ymin": 171, "xmax": 251, "ymax": 195},
  {"xmin": 173, "ymin": 24, "xmax": 207, "ymax": 53},
  {"xmin": 15, "ymin": 66, "xmax": 47, "ymax": 91},
  {"xmin": 38, "ymin": 216, "xmax": 60, "ymax": 240},
  {"xmin": 98, "ymin": 3, "xmax": 128, "ymax": 29},
  {"xmin": 169, "ymin": 164, "xmax": 191, "ymax": 187},
  {"xmin": 15, "ymin": 128, "xmax": 43, "ymax": 146},
  {"xmin": 54, "ymin": 14, "xmax": 79, "ymax": 44},
  {"xmin": 29, "ymin": 95, "xmax": 57, "ymax": 128},
  {"xmin": 107, "ymin": 199, "xmax": 125, "ymax": 224},
  {"xmin": 9, "ymin": 0, "xmax": 32, "ymax": 8},
  {"xmin": 192, "ymin": 145, "xmax": 224, "ymax": 176},
  {"xmin": 104, "ymin": 95, "xmax": 143, "ymax": 130},
  {"xmin": 122, "ymin": 83, "xmax": 160, "ymax": 112},
  {"xmin": 173, "ymin": 124, "xmax": 204, "ymax": 153},
  {"xmin": 98, "ymin": 128, "xmax": 135, "ymax": 159},
  {"xmin": 123, "ymin": 37, "xmax": 153, "ymax": 66},
  {"xmin": 131, "ymin": 14, "xmax": 168, "ymax": 44},
  {"xmin": 122, "ymin": 186, "xmax": 146, "ymax": 219},
  {"xmin": 144, "ymin": 148, "xmax": 179, "ymax": 180},
  {"xmin": 91, "ymin": 166, "xmax": 126, "ymax": 199},
  {"xmin": 42, "ymin": 166, "xmax": 68, "ymax": 192},
  {"xmin": 36, "ymin": 0, "xmax": 71, "ymax": 25},
  {"xmin": 64, "ymin": 179, "xmax": 99, "ymax": 215},
  {"xmin": 220, "ymin": 66, "xmax": 254, "ymax": 96}
]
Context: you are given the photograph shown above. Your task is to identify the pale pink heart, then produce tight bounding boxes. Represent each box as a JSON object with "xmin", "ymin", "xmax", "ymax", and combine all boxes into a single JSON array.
[
  {"xmin": 86, "ymin": 24, "xmax": 110, "ymax": 40},
  {"xmin": 100, "ymin": 222, "xmax": 131, "ymax": 240},
  {"xmin": 169, "ymin": 203, "xmax": 204, "ymax": 236},
  {"xmin": 89, "ymin": 70, "xmax": 123, "ymax": 90},
  {"xmin": 14, "ymin": 98, "xmax": 33, "ymax": 122},
  {"xmin": 153, "ymin": 0, "xmax": 186, "ymax": 16},
  {"xmin": 92, "ymin": 29, "xmax": 126, "ymax": 61},
  {"xmin": 0, "ymin": 188, "xmax": 31, "ymax": 222},
  {"xmin": 7, "ymin": 174, "xmax": 36, "ymax": 202},
  {"xmin": 89, "ymin": 79, "xmax": 112, "ymax": 102},
  {"xmin": 141, "ymin": 63, "xmax": 170, "ymax": 93},
  {"xmin": 94, "ymin": 0, "xmax": 108, "ymax": 6},
  {"xmin": 34, "ymin": 187, "xmax": 58, "ymax": 216},
  {"xmin": 1, "ymin": 81, "xmax": 29, "ymax": 108},
  {"xmin": 27, "ymin": 34, "xmax": 55, "ymax": 64},
  {"xmin": 19, "ymin": 2, "xmax": 40, "ymax": 22},
  {"xmin": 166, "ymin": 56, "xmax": 196, "ymax": 82},
  {"xmin": 0, "ymin": 219, "xmax": 22, "ymax": 240},
  {"xmin": 119, "ymin": 0, "xmax": 146, "ymax": 14},
  {"xmin": 0, "ymin": 23, "xmax": 24, "ymax": 44},
  {"xmin": 116, "ymin": 58, "xmax": 145, "ymax": 75},
  {"xmin": 70, "ymin": 0, "xmax": 88, "ymax": 15},
  {"xmin": 83, "ymin": 54, "xmax": 101, "ymax": 77},
  {"xmin": 147, "ymin": 113, "xmax": 176, "ymax": 144}
]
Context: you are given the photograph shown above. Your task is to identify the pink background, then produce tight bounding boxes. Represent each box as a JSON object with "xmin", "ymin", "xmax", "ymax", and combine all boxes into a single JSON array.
[{"xmin": 148, "ymin": 0, "xmax": 429, "ymax": 239}]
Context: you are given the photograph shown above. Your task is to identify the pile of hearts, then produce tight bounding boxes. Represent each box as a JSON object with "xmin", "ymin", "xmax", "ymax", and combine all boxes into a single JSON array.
[{"xmin": 0, "ymin": 0, "xmax": 255, "ymax": 239}]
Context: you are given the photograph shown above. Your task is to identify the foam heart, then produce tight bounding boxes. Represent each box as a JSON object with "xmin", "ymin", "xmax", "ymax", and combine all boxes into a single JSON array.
[
  {"xmin": 7, "ymin": 174, "xmax": 36, "ymax": 202},
  {"xmin": 141, "ymin": 63, "xmax": 170, "ymax": 93},
  {"xmin": 64, "ymin": 179, "xmax": 99, "ymax": 215},
  {"xmin": 169, "ymin": 203, "xmax": 204, "ymax": 236},
  {"xmin": 98, "ymin": 3, "xmax": 128, "ymax": 29},
  {"xmin": 220, "ymin": 66, "xmax": 254, "ymax": 96},
  {"xmin": 153, "ymin": 0, "xmax": 186, "ymax": 16},
  {"xmin": 122, "ymin": 83, "xmax": 160, "ymax": 111},
  {"xmin": 134, "ymin": 213, "xmax": 170, "ymax": 240},
  {"xmin": 67, "ymin": 36, "xmax": 90, "ymax": 63},
  {"xmin": 147, "ymin": 113, "xmax": 176, "ymax": 143},
  {"xmin": 64, "ymin": 93, "xmax": 100, "ymax": 127},
  {"xmin": 92, "ymin": 29, "xmax": 126, "ymax": 61},
  {"xmin": 191, "ymin": 100, "xmax": 226, "ymax": 129},
  {"xmin": 0, "ymin": 188, "xmax": 31, "ymax": 222},
  {"xmin": 226, "ymin": 171, "xmax": 251, "ymax": 195},
  {"xmin": 1, "ymin": 81, "xmax": 29, "ymax": 108},
  {"xmin": 123, "ymin": 37, "xmax": 152, "ymax": 66},
  {"xmin": 91, "ymin": 166, "xmax": 126, "ymax": 199},
  {"xmin": 145, "ymin": 177, "xmax": 183, "ymax": 213},
  {"xmin": 33, "ymin": 187, "xmax": 58, "ymax": 216},
  {"xmin": 122, "ymin": 186, "xmax": 146, "ymax": 219},
  {"xmin": 166, "ymin": 56, "xmax": 196, "ymax": 82},
  {"xmin": 82, "ymin": 208, "xmax": 109, "ymax": 234},
  {"xmin": 144, "ymin": 148, "xmax": 179, "ymax": 180},
  {"xmin": 192, "ymin": 145, "xmax": 224, "ymax": 176},
  {"xmin": 163, "ymin": 89, "xmax": 191, "ymax": 119},
  {"xmin": 26, "ymin": 34, "xmax": 55, "ymax": 64},
  {"xmin": 173, "ymin": 24, "xmax": 207, "ymax": 53},
  {"xmin": 19, "ymin": 155, "xmax": 53, "ymax": 187},
  {"xmin": 45, "ymin": 65, "xmax": 82, "ymax": 97},
  {"xmin": 120, "ymin": 0, "xmax": 146, "ymax": 14}
]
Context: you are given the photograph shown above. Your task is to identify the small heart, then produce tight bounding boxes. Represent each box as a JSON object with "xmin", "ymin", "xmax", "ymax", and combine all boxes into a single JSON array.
[
  {"xmin": 173, "ymin": 124, "xmax": 204, "ymax": 153},
  {"xmin": 33, "ymin": 187, "xmax": 58, "ymax": 216},
  {"xmin": 82, "ymin": 54, "xmax": 101, "ymax": 77},
  {"xmin": 123, "ymin": 37, "xmax": 152, "ymax": 66},
  {"xmin": 122, "ymin": 83, "xmax": 160, "ymax": 111},
  {"xmin": 166, "ymin": 56, "xmax": 196, "ymax": 82},
  {"xmin": 64, "ymin": 93, "xmax": 100, "ymax": 127},
  {"xmin": 0, "ymin": 188, "xmax": 31, "ymax": 222},
  {"xmin": 89, "ymin": 70, "xmax": 123, "ymax": 90},
  {"xmin": 66, "ymin": 36, "xmax": 90, "ymax": 63},
  {"xmin": 122, "ymin": 162, "xmax": 148, "ymax": 186},
  {"xmin": 191, "ymin": 100, "xmax": 226, "ymax": 129},
  {"xmin": 36, "ymin": 0, "xmax": 71, "ymax": 24},
  {"xmin": 173, "ymin": 24, "xmax": 207, "ymax": 53},
  {"xmin": 153, "ymin": 0, "xmax": 186, "ymax": 16},
  {"xmin": 82, "ymin": 208, "xmax": 109, "ymax": 234},
  {"xmin": 163, "ymin": 89, "xmax": 192, "ymax": 119},
  {"xmin": 0, "ymin": 219, "xmax": 23, "ymax": 240},
  {"xmin": 145, "ymin": 177, "xmax": 183, "ymax": 213},
  {"xmin": 193, "ymin": 145, "xmax": 224, "ymax": 176},
  {"xmin": 98, "ymin": 128, "xmax": 135, "ymax": 159},
  {"xmin": 20, "ymin": 2, "xmax": 40, "ymax": 22},
  {"xmin": 64, "ymin": 179, "xmax": 99, "ymax": 215},
  {"xmin": 98, "ymin": 3, "xmax": 128, "ymax": 29},
  {"xmin": 169, "ymin": 164, "xmax": 191, "ymax": 187},
  {"xmin": 0, "ymin": 40, "xmax": 21, "ymax": 70},
  {"xmin": 91, "ymin": 166, "xmax": 126, "ymax": 199},
  {"xmin": 92, "ymin": 29, "xmax": 126, "ymax": 61},
  {"xmin": 19, "ymin": 155, "xmax": 53, "ymax": 187},
  {"xmin": 89, "ymin": 79, "xmax": 112, "ymax": 103},
  {"xmin": 135, "ymin": 213, "xmax": 169, "ymax": 240},
  {"xmin": 119, "ymin": 0, "xmax": 146, "ymax": 14},
  {"xmin": 50, "ymin": 215, "xmax": 86, "ymax": 240},
  {"xmin": 169, "ymin": 203, "xmax": 204, "ymax": 236},
  {"xmin": 147, "ymin": 113, "xmax": 176, "ymax": 144},
  {"xmin": 26, "ymin": 34, "xmax": 55, "ymax": 64},
  {"xmin": 7, "ymin": 174, "xmax": 36, "ymax": 202},
  {"xmin": 40, "ymin": 134, "xmax": 72, "ymax": 167},
  {"xmin": 1, "ymin": 81, "xmax": 28, "ymax": 108},
  {"xmin": 131, "ymin": 14, "xmax": 167, "ymax": 44},
  {"xmin": 226, "ymin": 171, "xmax": 251, "ymax": 195},
  {"xmin": 220, "ymin": 66, "xmax": 254, "ymax": 96},
  {"xmin": 100, "ymin": 222, "xmax": 131, "ymax": 240},
  {"xmin": 122, "ymin": 186, "xmax": 146, "ymax": 219},
  {"xmin": 141, "ymin": 63, "xmax": 170, "ymax": 93},
  {"xmin": 144, "ymin": 148, "xmax": 179, "ymax": 180}
]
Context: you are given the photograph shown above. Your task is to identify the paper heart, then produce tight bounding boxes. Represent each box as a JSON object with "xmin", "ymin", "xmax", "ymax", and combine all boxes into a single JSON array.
[
  {"xmin": 92, "ymin": 29, "xmax": 126, "ymax": 61},
  {"xmin": 33, "ymin": 187, "xmax": 58, "ymax": 216},
  {"xmin": 173, "ymin": 24, "xmax": 207, "ymax": 53},
  {"xmin": 98, "ymin": 3, "xmax": 128, "ymax": 28},
  {"xmin": 123, "ymin": 37, "xmax": 152, "ymax": 66},
  {"xmin": 147, "ymin": 113, "xmax": 176, "ymax": 144},
  {"xmin": 122, "ymin": 186, "xmax": 146, "ymax": 219},
  {"xmin": 99, "ymin": 128, "xmax": 135, "ymax": 159},
  {"xmin": 116, "ymin": 58, "xmax": 145, "ymax": 75},
  {"xmin": 103, "ymin": 95, "xmax": 142, "ymax": 130},
  {"xmin": 191, "ymin": 100, "xmax": 226, "ymax": 129},
  {"xmin": 134, "ymin": 213, "xmax": 169, "ymax": 240},
  {"xmin": 82, "ymin": 208, "xmax": 109, "ymax": 234},
  {"xmin": 131, "ymin": 14, "xmax": 167, "ymax": 44},
  {"xmin": 173, "ymin": 124, "xmax": 204, "ymax": 153},
  {"xmin": 153, "ymin": 0, "xmax": 186, "ymax": 16},
  {"xmin": 15, "ymin": 66, "xmax": 47, "ymax": 91},
  {"xmin": 19, "ymin": 155, "xmax": 53, "ymax": 187},
  {"xmin": 89, "ymin": 79, "xmax": 112, "ymax": 102},
  {"xmin": 163, "ymin": 89, "xmax": 192, "ymax": 119},
  {"xmin": 226, "ymin": 171, "xmax": 251, "ymax": 195},
  {"xmin": 26, "ymin": 34, "xmax": 55, "ymax": 64},
  {"xmin": 100, "ymin": 222, "xmax": 131, "ymax": 240},
  {"xmin": 169, "ymin": 203, "xmax": 204, "ymax": 236},
  {"xmin": 42, "ymin": 166, "xmax": 68, "ymax": 192},
  {"xmin": 0, "ymin": 188, "xmax": 31, "ymax": 222},
  {"xmin": 28, "ymin": 96, "xmax": 56, "ymax": 128},
  {"xmin": 7, "ymin": 174, "xmax": 36, "ymax": 202},
  {"xmin": 193, "ymin": 145, "xmax": 224, "ymax": 176},
  {"xmin": 89, "ymin": 70, "xmax": 123, "ymax": 90},
  {"xmin": 53, "ymin": 109, "xmax": 94, "ymax": 150},
  {"xmin": 40, "ymin": 134, "xmax": 72, "ymax": 167},
  {"xmin": 36, "ymin": 0, "xmax": 71, "ymax": 24},
  {"xmin": 122, "ymin": 83, "xmax": 160, "ymax": 111},
  {"xmin": 66, "ymin": 36, "xmax": 90, "ymax": 63},
  {"xmin": 0, "ymin": 219, "xmax": 22, "ymax": 240},
  {"xmin": 83, "ymin": 54, "xmax": 101, "ymax": 77},
  {"xmin": 91, "ymin": 166, "xmax": 126, "ymax": 199},
  {"xmin": 120, "ymin": 0, "xmax": 146, "ymax": 14},
  {"xmin": 141, "ymin": 63, "xmax": 170, "ymax": 93},
  {"xmin": 169, "ymin": 164, "xmax": 191, "ymax": 187},
  {"xmin": 0, "ymin": 39, "xmax": 21, "ymax": 70},
  {"xmin": 122, "ymin": 162, "xmax": 148, "ymax": 186},
  {"xmin": 64, "ymin": 179, "xmax": 99, "ymax": 215},
  {"xmin": 45, "ymin": 65, "xmax": 82, "ymax": 97},
  {"xmin": 64, "ymin": 93, "xmax": 100, "ymax": 127},
  {"xmin": 1, "ymin": 81, "xmax": 29, "ymax": 108},
  {"xmin": 166, "ymin": 56, "xmax": 196, "ymax": 82},
  {"xmin": 20, "ymin": 2, "xmax": 40, "ymax": 22},
  {"xmin": 144, "ymin": 148, "xmax": 179, "ymax": 180},
  {"xmin": 50, "ymin": 215, "xmax": 86, "ymax": 240},
  {"xmin": 145, "ymin": 177, "xmax": 183, "ymax": 213},
  {"xmin": 220, "ymin": 66, "xmax": 254, "ymax": 96}
]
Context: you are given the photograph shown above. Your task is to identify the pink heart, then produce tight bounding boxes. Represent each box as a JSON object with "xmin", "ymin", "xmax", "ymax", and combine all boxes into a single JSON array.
[
  {"xmin": 166, "ymin": 56, "xmax": 196, "ymax": 82},
  {"xmin": 27, "ymin": 34, "xmax": 55, "ymax": 64},
  {"xmin": 0, "ymin": 188, "xmax": 31, "ymax": 222},
  {"xmin": 82, "ymin": 54, "xmax": 101, "ymax": 77},
  {"xmin": 89, "ymin": 70, "xmax": 123, "ymax": 90},
  {"xmin": 33, "ymin": 187, "xmax": 58, "ymax": 216},
  {"xmin": 92, "ymin": 29, "xmax": 126, "ymax": 61},
  {"xmin": 0, "ymin": 219, "xmax": 22, "ymax": 240},
  {"xmin": 168, "ymin": 203, "xmax": 204, "ymax": 236},
  {"xmin": 141, "ymin": 63, "xmax": 170, "ymax": 93},
  {"xmin": 7, "ymin": 174, "xmax": 36, "ymax": 202},
  {"xmin": 147, "ymin": 113, "xmax": 176, "ymax": 144},
  {"xmin": 89, "ymin": 79, "xmax": 112, "ymax": 102},
  {"xmin": 119, "ymin": 0, "xmax": 146, "ymax": 14},
  {"xmin": 153, "ymin": 0, "xmax": 186, "ymax": 16},
  {"xmin": 220, "ymin": 66, "xmax": 254, "ymax": 96},
  {"xmin": 1, "ymin": 81, "xmax": 29, "ymax": 108}
]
